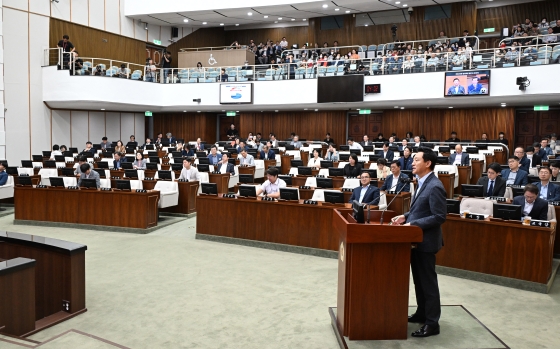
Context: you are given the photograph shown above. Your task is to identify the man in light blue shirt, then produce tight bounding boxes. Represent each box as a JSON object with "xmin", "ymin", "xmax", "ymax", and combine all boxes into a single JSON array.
[
  {"xmin": 207, "ymin": 146, "xmax": 222, "ymax": 165},
  {"xmin": 537, "ymin": 167, "xmax": 560, "ymax": 202}
]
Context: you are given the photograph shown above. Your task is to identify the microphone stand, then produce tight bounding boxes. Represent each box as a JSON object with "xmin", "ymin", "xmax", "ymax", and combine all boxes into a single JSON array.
[
  {"xmin": 367, "ymin": 190, "xmax": 389, "ymax": 224},
  {"xmin": 380, "ymin": 177, "xmax": 411, "ymax": 225}
]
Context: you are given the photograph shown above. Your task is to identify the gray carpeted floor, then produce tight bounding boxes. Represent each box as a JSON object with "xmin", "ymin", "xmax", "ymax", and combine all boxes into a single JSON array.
[{"xmin": 0, "ymin": 214, "xmax": 559, "ymax": 349}]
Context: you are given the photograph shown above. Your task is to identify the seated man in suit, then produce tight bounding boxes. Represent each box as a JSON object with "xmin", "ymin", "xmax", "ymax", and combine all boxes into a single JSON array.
[
  {"xmin": 535, "ymin": 140, "xmax": 549, "ymax": 160},
  {"xmin": 256, "ymin": 167, "xmax": 286, "ymax": 198},
  {"xmin": 541, "ymin": 138, "xmax": 554, "ymax": 157},
  {"xmin": 79, "ymin": 141, "xmax": 95, "ymax": 157},
  {"xmin": 447, "ymin": 78, "xmax": 465, "ymax": 95},
  {"xmin": 207, "ymin": 146, "xmax": 222, "ymax": 166},
  {"xmin": 260, "ymin": 145, "xmax": 275, "ymax": 161},
  {"xmin": 236, "ymin": 141, "xmax": 249, "ymax": 153},
  {"xmin": 399, "ymin": 146, "xmax": 414, "ymax": 171},
  {"xmin": 154, "ymin": 133, "xmax": 163, "ymax": 146},
  {"xmin": 217, "ymin": 153, "xmax": 235, "ymax": 175},
  {"xmin": 380, "ymin": 160, "xmax": 410, "ymax": 193},
  {"xmin": 126, "ymin": 135, "xmax": 138, "ymax": 148},
  {"xmin": 347, "ymin": 137, "xmax": 364, "ymax": 150},
  {"xmin": 532, "ymin": 143, "xmax": 546, "ymax": 163},
  {"xmin": 349, "ymin": 171, "xmax": 380, "ymax": 205},
  {"xmin": 360, "ymin": 135, "xmax": 373, "ymax": 147},
  {"xmin": 166, "ymin": 132, "xmax": 176, "ymax": 145},
  {"xmin": 449, "ymin": 144, "xmax": 469, "ymax": 165},
  {"xmin": 413, "ymin": 136, "xmax": 421, "ymax": 148},
  {"xmin": 100, "ymin": 137, "xmax": 110, "ymax": 150},
  {"xmin": 324, "ymin": 144, "xmax": 339, "ymax": 161},
  {"xmin": 446, "ymin": 131, "xmax": 460, "ymax": 143},
  {"xmin": 378, "ymin": 142, "xmax": 394, "ymax": 161},
  {"xmin": 398, "ymin": 139, "xmax": 409, "ymax": 152},
  {"xmin": 512, "ymin": 183, "xmax": 549, "ymax": 220},
  {"xmin": 238, "ymin": 149, "xmax": 255, "ymax": 166},
  {"xmin": 178, "ymin": 158, "xmax": 201, "ymax": 181},
  {"xmin": 551, "ymin": 162, "xmax": 560, "ymax": 181},
  {"xmin": 501, "ymin": 156, "xmax": 529, "ymax": 185},
  {"xmin": 525, "ymin": 145, "xmax": 542, "ymax": 168},
  {"xmin": 514, "ymin": 147, "xmax": 530, "ymax": 173},
  {"xmin": 290, "ymin": 135, "xmax": 303, "ymax": 149},
  {"xmin": 77, "ymin": 163, "xmax": 100, "ymax": 188},
  {"xmin": 476, "ymin": 162, "xmax": 506, "ymax": 197},
  {"xmin": 536, "ymin": 167, "xmax": 560, "ymax": 202},
  {"xmin": 113, "ymin": 152, "xmax": 126, "ymax": 170},
  {"xmin": 0, "ymin": 162, "xmax": 8, "ymax": 186},
  {"xmin": 74, "ymin": 156, "xmax": 92, "ymax": 175},
  {"xmin": 194, "ymin": 138, "xmax": 205, "ymax": 151},
  {"xmin": 142, "ymin": 138, "xmax": 153, "ymax": 149}
]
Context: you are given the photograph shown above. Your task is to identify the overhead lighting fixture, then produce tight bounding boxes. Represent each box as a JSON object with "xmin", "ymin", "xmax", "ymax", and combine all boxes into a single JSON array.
[
  {"xmin": 345, "ymin": 10, "xmax": 351, "ymax": 13},
  {"xmin": 183, "ymin": 110, "xmax": 186, "ymax": 112},
  {"xmin": 220, "ymin": 23, "xmax": 224, "ymax": 26},
  {"xmin": 247, "ymin": 12, "xmax": 252, "ymax": 16},
  {"xmin": 100, "ymin": 108, "xmax": 105, "ymax": 110},
  {"xmin": 335, "ymin": 8, "xmax": 340, "ymax": 11},
  {"xmin": 303, "ymin": 19, "xmax": 306, "ymax": 21},
  {"xmin": 304, "ymin": 108, "xmax": 308, "ymax": 110},
  {"xmin": 275, "ymin": 110, "xmax": 279, "ymax": 112},
  {"xmin": 501, "ymin": 104, "xmax": 506, "ymax": 107},
  {"xmin": 183, "ymin": 19, "xmax": 189, "ymax": 23},
  {"xmin": 235, "ymin": 24, "xmax": 239, "ymax": 26},
  {"xmin": 403, "ymin": 4, "xmax": 408, "ymax": 7},
  {"xmin": 394, "ymin": 106, "xmax": 399, "ymax": 108},
  {"xmin": 449, "ymin": 107, "xmax": 453, "ymax": 109},
  {"xmin": 197, "ymin": 111, "xmax": 201, "ymax": 113},
  {"xmin": 291, "ymin": 18, "xmax": 295, "ymax": 21},
  {"xmin": 278, "ymin": 17, "xmax": 282, "ymax": 20},
  {"xmin": 365, "ymin": 24, "xmax": 368, "ymax": 27},
  {"xmin": 314, "ymin": 109, "xmax": 319, "ymax": 112},
  {"xmin": 396, "ymin": 1, "xmax": 401, "ymax": 3},
  {"xmin": 274, "ymin": 21, "xmax": 278, "ymax": 23},
  {"xmin": 264, "ymin": 15, "xmax": 268, "ymax": 18},
  {"xmin": 400, "ymin": 107, "xmax": 405, "ymax": 109},
  {"xmin": 202, "ymin": 22, "xmax": 207, "ymax": 25},
  {"xmin": 322, "ymin": 4, "xmax": 328, "ymax": 8}
]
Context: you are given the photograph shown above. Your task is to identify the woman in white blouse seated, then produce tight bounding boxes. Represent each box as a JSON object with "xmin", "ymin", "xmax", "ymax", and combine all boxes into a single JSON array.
[
  {"xmin": 376, "ymin": 158, "xmax": 390, "ymax": 179},
  {"xmin": 132, "ymin": 151, "xmax": 147, "ymax": 170},
  {"xmin": 307, "ymin": 149, "xmax": 322, "ymax": 169}
]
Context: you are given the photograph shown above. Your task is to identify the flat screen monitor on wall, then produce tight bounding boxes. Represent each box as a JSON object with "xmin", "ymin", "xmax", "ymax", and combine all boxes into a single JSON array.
[
  {"xmin": 444, "ymin": 70, "xmax": 490, "ymax": 97},
  {"xmin": 317, "ymin": 75, "xmax": 364, "ymax": 103},
  {"xmin": 220, "ymin": 83, "xmax": 253, "ymax": 104}
]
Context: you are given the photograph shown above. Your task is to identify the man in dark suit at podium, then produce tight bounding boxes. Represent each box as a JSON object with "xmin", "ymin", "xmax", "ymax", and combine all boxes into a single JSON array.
[
  {"xmin": 348, "ymin": 172, "xmax": 380, "ymax": 205},
  {"xmin": 392, "ymin": 147, "xmax": 446, "ymax": 338}
]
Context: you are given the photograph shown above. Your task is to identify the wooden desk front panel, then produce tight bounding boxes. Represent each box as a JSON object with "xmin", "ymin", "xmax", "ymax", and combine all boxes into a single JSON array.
[
  {"xmin": 197, "ymin": 196, "xmax": 339, "ymax": 251},
  {"xmin": 0, "ymin": 261, "xmax": 36, "ymax": 336},
  {"xmin": 161, "ymin": 181, "xmax": 199, "ymax": 214},
  {"xmin": 438, "ymin": 216, "xmax": 555, "ymax": 283},
  {"xmin": 14, "ymin": 187, "xmax": 159, "ymax": 229}
]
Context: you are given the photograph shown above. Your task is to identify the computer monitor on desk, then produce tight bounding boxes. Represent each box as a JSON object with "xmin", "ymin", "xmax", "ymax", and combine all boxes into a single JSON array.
[
  {"xmin": 297, "ymin": 166, "xmax": 312, "ymax": 176},
  {"xmin": 350, "ymin": 149, "xmax": 361, "ymax": 156},
  {"xmin": 368, "ymin": 155, "xmax": 380, "ymax": 162},
  {"xmin": 146, "ymin": 162, "xmax": 158, "ymax": 170},
  {"xmin": 511, "ymin": 186, "xmax": 525, "ymax": 197},
  {"xmin": 21, "ymin": 160, "xmax": 33, "ymax": 168},
  {"xmin": 320, "ymin": 160, "xmax": 333, "ymax": 169},
  {"xmin": 49, "ymin": 177, "xmax": 65, "ymax": 187},
  {"xmin": 171, "ymin": 163, "xmax": 183, "ymax": 171},
  {"xmin": 324, "ymin": 191, "xmax": 344, "ymax": 204},
  {"xmin": 291, "ymin": 160, "xmax": 303, "ymax": 167},
  {"xmin": 352, "ymin": 200, "xmax": 365, "ymax": 223},
  {"xmin": 172, "ymin": 151, "xmax": 183, "ymax": 159},
  {"xmin": 339, "ymin": 145, "xmax": 350, "ymax": 151},
  {"xmin": 466, "ymin": 147, "xmax": 479, "ymax": 154},
  {"xmin": 145, "ymin": 144, "xmax": 155, "ymax": 150},
  {"xmin": 361, "ymin": 169, "xmax": 377, "ymax": 179},
  {"xmin": 238, "ymin": 185, "xmax": 257, "ymax": 198},
  {"xmin": 115, "ymin": 179, "xmax": 131, "ymax": 191},
  {"xmin": 80, "ymin": 178, "xmax": 97, "ymax": 189},
  {"xmin": 125, "ymin": 169, "xmax": 139, "ymax": 179},
  {"xmin": 329, "ymin": 167, "xmax": 345, "ymax": 177},
  {"xmin": 6, "ymin": 167, "xmax": 18, "ymax": 175},
  {"xmin": 42, "ymin": 151, "xmax": 51, "ymax": 157},
  {"xmin": 121, "ymin": 162, "xmax": 133, "ymax": 170},
  {"xmin": 61, "ymin": 168, "xmax": 75, "ymax": 177},
  {"xmin": 339, "ymin": 154, "xmax": 350, "ymax": 161},
  {"xmin": 279, "ymin": 188, "xmax": 299, "ymax": 201},
  {"xmin": 493, "ymin": 203, "xmax": 522, "ymax": 221},
  {"xmin": 436, "ymin": 156, "xmax": 449, "ymax": 165},
  {"xmin": 363, "ymin": 145, "xmax": 374, "ymax": 152},
  {"xmin": 18, "ymin": 176, "xmax": 33, "ymax": 186},
  {"xmin": 93, "ymin": 168, "xmax": 106, "ymax": 178},
  {"xmin": 316, "ymin": 177, "xmax": 333, "ymax": 188},
  {"xmin": 401, "ymin": 170, "xmax": 413, "ymax": 181},
  {"xmin": 32, "ymin": 155, "xmax": 43, "ymax": 162},
  {"xmin": 438, "ymin": 146, "xmax": 450, "ymax": 153},
  {"xmin": 69, "ymin": 147, "xmax": 78, "ymax": 154},
  {"xmin": 271, "ymin": 148, "xmax": 280, "ymax": 155},
  {"xmin": 446, "ymin": 199, "xmax": 460, "ymax": 214},
  {"xmin": 55, "ymin": 155, "xmax": 65, "ymax": 162},
  {"xmin": 198, "ymin": 157, "xmax": 210, "ymax": 165},
  {"xmin": 196, "ymin": 151, "xmax": 206, "ymax": 158},
  {"xmin": 158, "ymin": 170, "xmax": 172, "ymax": 180},
  {"xmin": 279, "ymin": 175, "xmax": 292, "ymax": 185},
  {"xmin": 201, "ymin": 183, "xmax": 218, "ymax": 195},
  {"xmin": 97, "ymin": 161, "xmax": 109, "ymax": 169},
  {"xmin": 461, "ymin": 184, "xmax": 483, "ymax": 197},
  {"xmin": 239, "ymin": 174, "xmax": 254, "ymax": 183}
]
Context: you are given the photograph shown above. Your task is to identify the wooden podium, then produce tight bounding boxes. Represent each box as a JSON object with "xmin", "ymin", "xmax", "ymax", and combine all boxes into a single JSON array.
[
  {"xmin": 209, "ymin": 173, "xmax": 231, "ymax": 194},
  {"xmin": 331, "ymin": 209, "xmax": 423, "ymax": 341}
]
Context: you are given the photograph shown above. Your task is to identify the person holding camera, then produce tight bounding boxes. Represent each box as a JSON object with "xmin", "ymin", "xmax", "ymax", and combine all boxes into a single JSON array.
[
  {"xmin": 162, "ymin": 52, "xmax": 172, "ymax": 83},
  {"xmin": 117, "ymin": 64, "xmax": 128, "ymax": 78},
  {"xmin": 145, "ymin": 58, "xmax": 156, "ymax": 82}
]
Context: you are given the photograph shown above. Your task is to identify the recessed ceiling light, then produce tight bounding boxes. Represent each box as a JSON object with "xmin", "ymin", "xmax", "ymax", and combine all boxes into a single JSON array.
[
  {"xmin": 303, "ymin": 19, "xmax": 306, "ymax": 21},
  {"xmin": 235, "ymin": 24, "xmax": 239, "ymax": 26},
  {"xmin": 346, "ymin": 10, "xmax": 350, "ymax": 13},
  {"xmin": 183, "ymin": 110, "xmax": 186, "ymax": 112},
  {"xmin": 183, "ymin": 19, "xmax": 189, "ymax": 23},
  {"xmin": 291, "ymin": 18, "xmax": 295, "ymax": 21},
  {"xmin": 278, "ymin": 17, "xmax": 282, "ymax": 20},
  {"xmin": 202, "ymin": 22, "xmax": 207, "ymax": 25},
  {"xmin": 314, "ymin": 109, "xmax": 319, "ymax": 112},
  {"xmin": 365, "ymin": 24, "xmax": 368, "ymax": 27},
  {"xmin": 222, "ymin": 110, "xmax": 225, "ymax": 112},
  {"xmin": 403, "ymin": 4, "xmax": 408, "ymax": 7},
  {"xmin": 335, "ymin": 8, "xmax": 340, "ymax": 11},
  {"xmin": 394, "ymin": 106, "xmax": 399, "ymax": 108},
  {"xmin": 322, "ymin": 4, "xmax": 328, "ymax": 8},
  {"xmin": 220, "ymin": 23, "xmax": 224, "ymax": 26},
  {"xmin": 400, "ymin": 107, "xmax": 405, "ymax": 109},
  {"xmin": 197, "ymin": 111, "xmax": 201, "ymax": 113},
  {"xmin": 247, "ymin": 12, "xmax": 252, "ymax": 16},
  {"xmin": 304, "ymin": 108, "xmax": 308, "ymax": 110},
  {"xmin": 396, "ymin": 1, "xmax": 400, "ymax": 3},
  {"xmin": 236, "ymin": 111, "xmax": 239, "ymax": 112},
  {"xmin": 264, "ymin": 15, "xmax": 268, "ymax": 18},
  {"xmin": 100, "ymin": 108, "xmax": 105, "ymax": 110},
  {"xmin": 274, "ymin": 21, "xmax": 278, "ymax": 23},
  {"xmin": 449, "ymin": 106, "xmax": 453, "ymax": 109},
  {"xmin": 275, "ymin": 110, "xmax": 279, "ymax": 112},
  {"xmin": 501, "ymin": 104, "xmax": 506, "ymax": 107}
]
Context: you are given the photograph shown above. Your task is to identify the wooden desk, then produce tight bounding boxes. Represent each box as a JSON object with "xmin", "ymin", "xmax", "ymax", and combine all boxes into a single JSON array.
[
  {"xmin": 494, "ymin": 149, "xmax": 506, "ymax": 164},
  {"xmin": 385, "ymin": 192, "xmax": 411, "ymax": 216},
  {"xmin": 0, "ymin": 232, "xmax": 87, "ymax": 337},
  {"xmin": 280, "ymin": 155, "xmax": 294, "ymax": 175},
  {"xmin": 455, "ymin": 166, "xmax": 471, "ymax": 195},
  {"xmin": 14, "ymin": 187, "xmax": 159, "ymax": 229},
  {"xmin": 484, "ymin": 153, "xmax": 496, "ymax": 166},
  {"xmin": 0, "ymin": 257, "xmax": 36, "ymax": 336},
  {"xmin": 264, "ymin": 159, "xmax": 277, "ymax": 169},
  {"xmin": 13, "ymin": 175, "xmax": 41, "ymax": 186},
  {"xmin": 238, "ymin": 166, "xmax": 256, "ymax": 177},
  {"xmin": 438, "ymin": 215, "xmax": 555, "ymax": 284},
  {"xmin": 161, "ymin": 181, "xmax": 199, "ymax": 214},
  {"xmin": 470, "ymin": 160, "xmax": 484, "ymax": 184},
  {"xmin": 301, "ymin": 151, "xmax": 309, "ymax": 165},
  {"xmin": 437, "ymin": 173, "xmax": 455, "ymax": 199},
  {"xmin": 209, "ymin": 173, "xmax": 231, "ymax": 194}
]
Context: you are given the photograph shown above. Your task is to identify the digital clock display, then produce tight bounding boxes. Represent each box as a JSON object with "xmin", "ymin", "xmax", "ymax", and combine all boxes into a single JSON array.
[{"xmin": 365, "ymin": 84, "xmax": 381, "ymax": 94}]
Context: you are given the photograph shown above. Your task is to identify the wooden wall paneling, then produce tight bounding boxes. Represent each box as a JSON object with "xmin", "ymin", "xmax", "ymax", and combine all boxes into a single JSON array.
[
  {"xmin": 166, "ymin": 28, "xmax": 227, "ymax": 68},
  {"xmin": 152, "ymin": 113, "xmax": 218, "ymax": 144},
  {"xmin": 348, "ymin": 114, "xmax": 365, "ymax": 141},
  {"xmin": 515, "ymin": 111, "xmax": 538, "ymax": 149},
  {"xmin": 49, "ymin": 18, "xmax": 146, "ymax": 65},
  {"xmin": 477, "ymin": 0, "xmax": 560, "ymax": 35},
  {"xmin": 366, "ymin": 114, "xmax": 383, "ymax": 139},
  {"xmin": 538, "ymin": 111, "xmax": 560, "ymax": 139}
]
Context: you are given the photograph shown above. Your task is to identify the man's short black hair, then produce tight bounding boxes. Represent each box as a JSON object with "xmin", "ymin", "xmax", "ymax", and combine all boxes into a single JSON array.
[
  {"xmin": 539, "ymin": 166, "xmax": 552, "ymax": 174},
  {"xmin": 550, "ymin": 161, "xmax": 560, "ymax": 169},
  {"xmin": 383, "ymin": 142, "xmax": 390, "ymax": 147},
  {"xmin": 63, "ymin": 34, "xmax": 69, "ymax": 39},
  {"xmin": 451, "ymin": 131, "xmax": 457, "ymax": 135},
  {"xmin": 453, "ymin": 78, "xmax": 459, "ymax": 82},
  {"xmin": 347, "ymin": 137, "xmax": 354, "ymax": 142},
  {"xmin": 533, "ymin": 142, "xmax": 541, "ymax": 149},
  {"xmin": 80, "ymin": 163, "xmax": 90, "ymax": 173},
  {"xmin": 508, "ymin": 156, "xmax": 520, "ymax": 161},
  {"xmin": 102, "ymin": 137, "xmax": 108, "ymax": 141},
  {"xmin": 53, "ymin": 144, "xmax": 60, "ymax": 151},
  {"xmin": 86, "ymin": 141, "xmax": 92, "ymax": 145},
  {"xmin": 487, "ymin": 162, "xmax": 502, "ymax": 173},
  {"xmin": 211, "ymin": 145, "xmax": 217, "ymax": 150},
  {"xmin": 391, "ymin": 160, "xmax": 401, "ymax": 167},
  {"xmin": 78, "ymin": 156, "xmax": 87, "ymax": 162},
  {"xmin": 266, "ymin": 167, "xmax": 279, "ymax": 177},
  {"xmin": 377, "ymin": 158, "xmax": 387, "ymax": 165},
  {"xmin": 417, "ymin": 147, "xmax": 437, "ymax": 171},
  {"xmin": 524, "ymin": 183, "xmax": 539, "ymax": 196}
]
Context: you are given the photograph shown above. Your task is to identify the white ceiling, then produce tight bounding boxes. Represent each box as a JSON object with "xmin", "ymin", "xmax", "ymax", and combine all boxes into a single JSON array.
[{"xmin": 128, "ymin": 0, "xmax": 497, "ymax": 29}]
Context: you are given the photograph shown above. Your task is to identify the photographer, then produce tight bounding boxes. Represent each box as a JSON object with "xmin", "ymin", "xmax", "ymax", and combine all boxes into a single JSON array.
[
  {"xmin": 145, "ymin": 58, "xmax": 156, "ymax": 82},
  {"xmin": 94, "ymin": 65, "xmax": 104, "ymax": 76},
  {"xmin": 117, "ymin": 63, "xmax": 128, "ymax": 78},
  {"xmin": 162, "ymin": 51, "xmax": 172, "ymax": 83},
  {"xmin": 70, "ymin": 51, "xmax": 83, "ymax": 75}
]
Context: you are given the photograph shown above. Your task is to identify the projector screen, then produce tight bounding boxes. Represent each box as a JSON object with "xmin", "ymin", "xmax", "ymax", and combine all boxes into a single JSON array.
[
  {"xmin": 444, "ymin": 70, "xmax": 491, "ymax": 96},
  {"xmin": 317, "ymin": 75, "xmax": 364, "ymax": 103},
  {"xmin": 220, "ymin": 83, "xmax": 253, "ymax": 104}
]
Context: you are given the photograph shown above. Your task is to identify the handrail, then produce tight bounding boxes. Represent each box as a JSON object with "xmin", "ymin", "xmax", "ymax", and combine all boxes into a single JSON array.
[
  {"xmin": 419, "ymin": 141, "xmax": 510, "ymax": 159},
  {"xmin": 382, "ymin": 35, "xmax": 481, "ymax": 51},
  {"xmin": 499, "ymin": 33, "xmax": 559, "ymax": 46},
  {"xmin": 280, "ymin": 45, "xmax": 365, "ymax": 59},
  {"xmin": 179, "ymin": 45, "xmax": 253, "ymax": 52}
]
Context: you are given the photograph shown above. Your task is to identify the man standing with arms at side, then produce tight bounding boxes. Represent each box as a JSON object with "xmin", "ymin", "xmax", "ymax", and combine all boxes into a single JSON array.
[{"xmin": 392, "ymin": 148, "xmax": 446, "ymax": 338}]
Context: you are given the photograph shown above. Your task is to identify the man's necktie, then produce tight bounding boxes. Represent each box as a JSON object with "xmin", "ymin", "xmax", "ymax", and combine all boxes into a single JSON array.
[{"xmin": 488, "ymin": 180, "xmax": 494, "ymax": 196}]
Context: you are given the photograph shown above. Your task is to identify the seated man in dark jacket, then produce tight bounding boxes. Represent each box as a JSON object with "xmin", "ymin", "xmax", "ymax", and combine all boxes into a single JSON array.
[
  {"xmin": 349, "ymin": 171, "xmax": 380, "ymax": 205},
  {"xmin": 512, "ymin": 183, "xmax": 549, "ymax": 220}
]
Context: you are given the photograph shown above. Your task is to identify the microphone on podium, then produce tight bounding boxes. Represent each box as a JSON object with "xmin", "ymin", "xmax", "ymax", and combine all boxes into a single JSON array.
[
  {"xmin": 366, "ymin": 189, "xmax": 389, "ymax": 224},
  {"xmin": 379, "ymin": 177, "xmax": 411, "ymax": 225}
]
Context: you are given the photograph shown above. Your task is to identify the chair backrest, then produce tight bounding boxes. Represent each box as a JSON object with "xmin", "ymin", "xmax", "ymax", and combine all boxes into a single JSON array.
[
  {"xmin": 548, "ymin": 205, "xmax": 557, "ymax": 221},
  {"xmin": 460, "ymin": 198, "xmax": 493, "ymax": 215},
  {"xmin": 343, "ymin": 178, "xmax": 360, "ymax": 188},
  {"xmin": 154, "ymin": 180, "xmax": 178, "ymax": 192},
  {"xmin": 129, "ymin": 180, "xmax": 143, "ymax": 190}
]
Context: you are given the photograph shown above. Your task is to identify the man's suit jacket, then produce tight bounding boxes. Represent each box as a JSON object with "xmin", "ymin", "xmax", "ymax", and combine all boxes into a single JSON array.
[
  {"xmin": 113, "ymin": 157, "xmax": 127, "ymax": 169},
  {"xmin": 535, "ymin": 148, "xmax": 548, "ymax": 161},
  {"xmin": 378, "ymin": 150, "xmax": 394, "ymax": 160},
  {"xmin": 260, "ymin": 150, "xmax": 276, "ymax": 160},
  {"xmin": 217, "ymin": 162, "xmax": 235, "ymax": 175},
  {"xmin": 194, "ymin": 143, "xmax": 205, "ymax": 151},
  {"xmin": 536, "ymin": 182, "xmax": 560, "ymax": 202},
  {"xmin": 447, "ymin": 85, "xmax": 466, "ymax": 95},
  {"xmin": 167, "ymin": 137, "xmax": 176, "ymax": 144},
  {"xmin": 78, "ymin": 170, "xmax": 100, "ymax": 188},
  {"xmin": 348, "ymin": 185, "xmax": 380, "ymax": 205},
  {"xmin": 529, "ymin": 154, "xmax": 542, "ymax": 168},
  {"xmin": 178, "ymin": 166, "xmax": 201, "ymax": 181},
  {"xmin": 477, "ymin": 176, "xmax": 507, "ymax": 197},
  {"xmin": 399, "ymin": 156, "xmax": 413, "ymax": 171},
  {"xmin": 512, "ymin": 196, "xmax": 549, "ymax": 220},
  {"xmin": 324, "ymin": 151, "xmax": 339, "ymax": 162},
  {"xmin": 404, "ymin": 172, "xmax": 447, "ymax": 253},
  {"xmin": 519, "ymin": 156, "xmax": 530, "ymax": 173},
  {"xmin": 501, "ymin": 169, "xmax": 529, "ymax": 185},
  {"xmin": 380, "ymin": 173, "xmax": 410, "ymax": 193},
  {"xmin": 290, "ymin": 141, "xmax": 303, "ymax": 148},
  {"xmin": 449, "ymin": 152, "xmax": 470, "ymax": 165},
  {"xmin": 0, "ymin": 171, "xmax": 8, "ymax": 186},
  {"xmin": 360, "ymin": 141, "xmax": 373, "ymax": 147},
  {"xmin": 238, "ymin": 154, "xmax": 255, "ymax": 166}
]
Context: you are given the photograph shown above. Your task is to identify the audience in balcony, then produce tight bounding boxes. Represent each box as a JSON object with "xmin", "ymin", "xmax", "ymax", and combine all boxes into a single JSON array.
[{"xmin": 145, "ymin": 59, "xmax": 156, "ymax": 82}]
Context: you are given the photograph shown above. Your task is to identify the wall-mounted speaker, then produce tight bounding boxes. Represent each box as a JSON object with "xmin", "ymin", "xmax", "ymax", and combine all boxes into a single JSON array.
[{"xmin": 171, "ymin": 27, "xmax": 179, "ymax": 38}]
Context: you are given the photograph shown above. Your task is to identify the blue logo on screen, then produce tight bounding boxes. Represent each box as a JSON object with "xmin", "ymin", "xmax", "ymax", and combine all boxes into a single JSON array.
[{"xmin": 231, "ymin": 93, "xmax": 242, "ymax": 99}]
